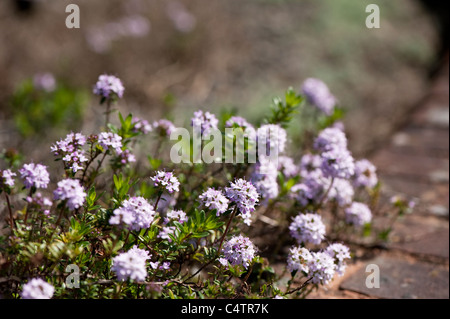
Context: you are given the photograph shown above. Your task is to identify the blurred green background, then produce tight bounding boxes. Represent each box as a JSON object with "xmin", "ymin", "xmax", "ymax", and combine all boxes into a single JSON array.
[{"xmin": 0, "ymin": 0, "xmax": 443, "ymax": 162}]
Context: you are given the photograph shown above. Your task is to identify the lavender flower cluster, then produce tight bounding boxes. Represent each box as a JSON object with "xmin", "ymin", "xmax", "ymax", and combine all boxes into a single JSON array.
[
  {"xmin": 225, "ymin": 178, "xmax": 259, "ymax": 226},
  {"xmin": 51, "ymin": 132, "xmax": 88, "ymax": 173},
  {"xmin": 110, "ymin": 196, "xmax": 157, "ymax": 231},
  {"xmin": 219, "ymin": 235, "xmax": 257, "ymax": 269},
  {"xmin": 287, "ymin": 242, "xmax": 351, "ymax": 285},
  {"xmin": 93, "ymin": 74, "xmax": 125, "ymax": 101}
]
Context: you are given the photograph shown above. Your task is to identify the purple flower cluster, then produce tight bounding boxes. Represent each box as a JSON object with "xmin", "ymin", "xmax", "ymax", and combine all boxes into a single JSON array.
[
  {"xmin": 327, "ymin": 178, "xmax": 354, "ymax": 206},
  {"xmin": 158, "ymin": 209, "xmax": 187, "ymax": 242},
  {"xmin": 26, "ymin": 192, "xmax": 52, "ymax": 216},
  {"xmin": 320, "ymin": 147, "xmax": 355, "ymax": 180},
  {"xmin": 313, "ymin": 127, "xmax": 347, "ymax": 152},
  {"xmin": 289, "ymin": 213, "xmax": 326, "ymax": 245},
  {"xmin": 110, "ymin": 196, "xmax": 157, "ymax": 231},
  {"xmin": 225, "ymin": 116, "xmax": 257, "ymax": 140},
  {"xmin": 98, "ymin": 132, "xmax": 123, "ymax": 154},
  {"xmin": 164, "ymin": 209, "xmax": 188, "ymax": 225},
  {"xmin": 353, "ymin": 159, "xmax": 378, "ymax": 189},
  {"xmin": 151, "ymin": 171, "xmax": 180, "ymax": 194},
  {"xmin": 19, "ymin": 163, "xmax": 50, "ymax": 189},
  {"xmin": 152, "ymin": 119, "xmax": 176, "ymax": 137},
  {"xmin": 277, "ymin": 156, "xmax": 299, "ymax": 178},
  {"xmin": 191, "ymin": 110, "xmax": 219, "ymax": 135},
  {"xmin": 345, "ymin": 202, "xmax": 372, "ymax": 227},
  {"xmin": 250, "ymin": 159, "xmax": 279, "ymax": 204},
  {"xmin": 301, "ymin": 78, "xmax": 336, "ymax": 115},
  {"xmin": 225, "ymin": 178, "xmax": 259, "ymax": 226},
  {"xmin": 325, "ymin": 243, "xmax": 351, "ymax": 276},
  {"xmin": 286, "ymin": 243, "xmax": 351, "ymax": 285},
  {"xmin": 111, "ymin": 246, "xmax": 149, "ymax": 282},
  {"xmin": 93, "ymin": 74, "xmax": 125, "ymax": 100},
  {"xmin": 51, "ymin": 132, "xmax": 88, "ymax": 173},
  {"xmin": 290, "ymin": 153, "xmax": 330, "ymax": 206},
  {"xmin": 286, "ymin": 246, "xmax": 313, "ymax": 273},
  {"xmin": 199, "ymin": 188, "xmax": 229, "ymax": 216},
  {"xmin": 117, "ymin": 149, "xmax": 136, "ymax": 165},
  {"xmin": 307, "ymin": 251, "xmax": 336, "ymax": 285},
  {"xmin": 314, "ymin": 127, "xmax": 355, "ymax": 179},
  {"xmin": 53, "ymin": 179, "xmax": 87, "ymax": 211},
  {"xmin": 0, "ymin": 169, "xmax": 16, "ymax": 189},
  {"xmin": 132, "ymin": 117, "xmax": 152, "ymax": 135},
  {"xmin": 219, "ymin": 235, "xmax": 257, "ymax": 269},
  {"xmin": 257, "ymin": 124, "xmax": 287, "ymax": 154},
  {"xmin": 21, "ymin": 278, "xmax": 54, "ymax": 299}
]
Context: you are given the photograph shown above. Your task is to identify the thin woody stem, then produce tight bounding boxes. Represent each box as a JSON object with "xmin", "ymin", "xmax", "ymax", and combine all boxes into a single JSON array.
[
  {"xmin": 217, "ymin": 206, "xmax": 238, "ymax": 255},
  {"xmin": 5, "ymin": 193, "xmax": 14, "ymax": 229}
]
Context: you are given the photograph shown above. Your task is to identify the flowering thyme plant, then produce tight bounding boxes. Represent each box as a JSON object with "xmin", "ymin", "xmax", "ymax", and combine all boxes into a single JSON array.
[{"xmin": 0, "ymin": 75, "xmax": 408, "ymax": 299}]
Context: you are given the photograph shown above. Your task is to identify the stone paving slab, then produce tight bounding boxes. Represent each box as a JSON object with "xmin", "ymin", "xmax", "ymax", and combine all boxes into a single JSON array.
[
  {"xmin": 371, "ymin": 150, "xmax": 449, "ymax": 183},
  {"xmin": 340, "ymin": 255, "xmax": 449, "ymax": 299},
  {"xmin": 411, "ymin": 98, "xmax": 449, "ymax": 129},
  {"xmin": 390, "ymin": 228, "xmax": 449, "ymax": 259},
  {"xmin": 391, "ymin": 126, "xmax": 449, "ymax": 158},
  {"xmin": 379, "ymin": 176, "xmax": 449, "ymax": 210}
]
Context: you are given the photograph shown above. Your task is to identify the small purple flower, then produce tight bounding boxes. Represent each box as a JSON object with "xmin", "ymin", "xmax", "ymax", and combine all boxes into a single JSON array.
[
  {"xmin": 302, "ymin": 78, "xmax": 336, "ymax": 115},
  {"xmin": 51, "ymin": 132, "xmax": 88, "ymax": 173},
  {"xmin": 225, "ymin": 178, "xmax": 259, "ymax": 226},
  {"xmin": 158, "ymin": 225, "xmax": 176, "ymax": 242},
  {"xmin": 164, "ymin": 209, "xmax": 188, "ymax": 224},
  {"xmin": 152, "ymin": 119, "xmax": 176, "ymax": 137},
  {"xmin": 117, "ymin": 149, "xmax": 136, "ymax": 165},
  {"xmin": 225, "ymin": 116, "xmax": 257, "ymax": 141},
  {"xmin": 98, "ymin": 132, "xmax": 123, "ymax": 154},
  {"xmin": 21, "ymin": 278, "xmax": 54, "ymax": 299},
  {"xmin": 33, "ymin": 73, "xmax": 56, "ymax": 92},
  {"xmin": 151, "ymin": 171, "xmax": 180, "ymax": 194},
  {"xmin": 191, "ymin": 110, "xmax": 219, "ymax": 135},
  {"xmin": 308, "ymin": 251, "xmax": 336, "ymax": 285},
  {"xmin": 19, "ymin": 163, "xmax": 50, "ymax": 189},
  {"xmin": 251, "ymin": 160, "xmax": 279, "ymax": 204},
  {"xmin": 111, "ymin": 248, "xmax": 148, "ymax": 282},
  {"xmin": 93, "ymin": 74, "xmax": 125, "ymax": 100},
  {"xmin": 110, "ymin": 197, "xmax": 157, "ymax": 231},
  {"xmin": 314, "ymin": 127, "xmax": 348, "ymax": 153},
  {"xmin": 166, "ymin": 1, "xmax": 196, "ymax": 33},
  {"xmin": 345, "ymin": 202, "xmax": 372, "ymax": 227},
  {"xmin": 1, "ymin": 169, "xmax": 16, "ymax": 189},
  {"xmin": 51, "ymin": 132, "xmax": 86, "ymax": 155},
  {"xmin": 199, "ymin": 188, "xmax": 229, "ymax": 216},
  {"xmin": 289, "ymin": 213, "xmax": 326, "ymax": 245},
  {"xmin": 277, "ymin": 156, "xmax": 299, "ymax": 178},
  {"xmin": 290, "ymin": 169, "xmax": 330, "ymax": 207},
  {"xmin": 26, "ymin": 192, "xmax": 53, "ymax": 216},
  {"xmin": 299, "ymin": 153, "xmax": 322, "ymax": 176},
  {"xmin": 132, "ymin": 117, "xmax": 153, "ymax": 135},
  {"xmin": 128, "ymin": 245, "xmax": 151, "ymax": 261},
  {"xmin": 53, "ymin": 179, "xmax": 86, "ymax": 211},
  {"xmin": 325, "ymin": 243, "xmax": 351, "ymax": 276},
  {"xmin": 320, "ymin": 147, "xmax": 355, "ymax": 180},
  {"xmin": 287, "ymin": 246, "xmax": 313, "ymax": 274},
  {"xmin": 219, "ymin": 235, "xmax": 257, "ymax": 269},
  {"xmin": 353, "ymin": 159, "xmax": 378, "ymax": 189},
  {"xmin": 327, "ymin": 178, "xmax": 354, "ymax": 206}
]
